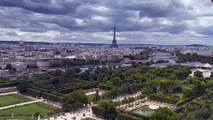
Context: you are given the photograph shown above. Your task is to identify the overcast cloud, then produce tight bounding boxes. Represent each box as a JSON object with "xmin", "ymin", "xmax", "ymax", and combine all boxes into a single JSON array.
[{"xmin": 0, "ymin": 0, "xmax": 213, "ymax": 45}]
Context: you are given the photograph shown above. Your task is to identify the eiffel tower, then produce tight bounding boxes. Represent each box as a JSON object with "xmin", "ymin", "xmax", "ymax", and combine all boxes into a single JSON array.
[{"xmin": 111, "ymin": 26, "xmax": 118, "ymax": 48}]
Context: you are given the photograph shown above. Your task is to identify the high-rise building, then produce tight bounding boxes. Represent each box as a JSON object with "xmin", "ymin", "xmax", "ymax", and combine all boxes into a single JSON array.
[
  {"xmin": 19, "ymin": 39, "xmax": 25, "ymax": 50},
  {"xmin": 111, "ymin": 26, "xmax": 118, "ymax": 48}
]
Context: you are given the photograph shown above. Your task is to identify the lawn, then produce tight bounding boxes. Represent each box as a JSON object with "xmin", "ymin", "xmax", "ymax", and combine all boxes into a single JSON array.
[
  {"xmin": 0, "ymin": 102, "xmax": 59, "ymax": 119},
  {"xmin": 0, "ymin": 94, "xmax": 33, "ymax": 107}
]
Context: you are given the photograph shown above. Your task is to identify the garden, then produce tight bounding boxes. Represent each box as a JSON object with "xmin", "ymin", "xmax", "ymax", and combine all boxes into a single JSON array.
[
  {"xmin": 0, "ymin": 102, "xmax": 59, "ymax": 119},
  {"xmin": 0, "ymin": 94, "xmax": 33, "ymax": 107}
]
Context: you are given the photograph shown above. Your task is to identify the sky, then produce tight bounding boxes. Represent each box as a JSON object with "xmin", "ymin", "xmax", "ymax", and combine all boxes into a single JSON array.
[{"xmin": 0, "ymin": 0, "xmax": 213, "ymax": 45}]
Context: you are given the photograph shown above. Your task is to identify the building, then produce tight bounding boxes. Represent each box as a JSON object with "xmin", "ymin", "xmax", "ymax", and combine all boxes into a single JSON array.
[
  {"xmin": 36, "ymin": 60, "xmax": 50, "ymax": 69},
  {"xmin": 111, "ymin": 26, "xmax": 118, "ymax": 48},
  {"xmin": 19, "ymin": 39, "xmax": 25, "ymax": 51}
]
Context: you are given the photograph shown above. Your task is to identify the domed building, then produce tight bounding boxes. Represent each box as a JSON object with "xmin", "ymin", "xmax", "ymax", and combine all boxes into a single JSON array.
[{"xmin": 203, "ymin": 63, "xmax": 212, "ymax": 69}]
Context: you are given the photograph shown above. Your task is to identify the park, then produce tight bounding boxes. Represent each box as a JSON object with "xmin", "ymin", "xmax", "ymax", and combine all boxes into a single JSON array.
[{"xmin": 0, "ymin": 63, "xmax": 212, "ymax": 120}]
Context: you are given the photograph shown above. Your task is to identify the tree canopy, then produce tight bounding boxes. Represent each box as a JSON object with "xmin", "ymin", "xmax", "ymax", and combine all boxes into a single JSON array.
[{"xmin": 62, "ymin": 90, "xmax": 89, "ymax": 111}]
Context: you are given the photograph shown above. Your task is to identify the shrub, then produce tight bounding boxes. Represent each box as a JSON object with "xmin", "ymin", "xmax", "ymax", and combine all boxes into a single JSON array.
[{"xmin": 117, "ymin": 113, "xmax": 141, "ymax": 120}]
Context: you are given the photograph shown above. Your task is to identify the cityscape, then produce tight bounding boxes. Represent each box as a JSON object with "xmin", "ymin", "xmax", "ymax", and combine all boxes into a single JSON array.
[{"xmin": 0, "ymin": 0, "xmax": 213, "ymax": 120}]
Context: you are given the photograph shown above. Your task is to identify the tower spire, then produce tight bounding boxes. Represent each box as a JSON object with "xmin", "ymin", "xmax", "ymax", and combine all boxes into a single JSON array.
[
  {"xmin": 113, "ymin": 26, "xmax": 116, "ymax": 41},
  {"xmin": 111, "ymin": 26, "xmax": 118, "ymax": 48}
]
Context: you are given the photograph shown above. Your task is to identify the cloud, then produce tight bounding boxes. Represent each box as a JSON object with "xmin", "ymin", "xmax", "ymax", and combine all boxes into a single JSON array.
[{"xmin": 0, "ymin": 0, "xmax": 212, "ymax": 45}]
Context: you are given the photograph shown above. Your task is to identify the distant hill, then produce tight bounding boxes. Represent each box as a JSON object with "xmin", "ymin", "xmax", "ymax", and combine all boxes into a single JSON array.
[
  {"xmin": 0, "ymin": 41, "xmax": 211, "ymax": 47},
  {"xmin": 186, "ymin": 44, "xmax": 211, "ymax": 47},
  {"xmin": 0, "ymin": 41, "xmax": 51, "ymax": 45}
]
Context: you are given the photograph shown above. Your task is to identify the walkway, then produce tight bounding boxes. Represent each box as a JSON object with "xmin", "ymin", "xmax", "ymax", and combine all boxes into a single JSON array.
[
  {"xmin": 112, "ymin": 92, "xmax": 141, "ymax": 102},
  {"xmin": 47, "ymin": 105, "xmax": 103, "ymax": 120},
  {"xmin": 117, "ymin": 98, "xmax": 176, "ymax": 111},
  {"xmin": 0, "ymin": 100, "xmax": 41, "ymax": 110},
  {"xmin": 0, "ymin": 91, "xmax": 18, "ymax": 96}
]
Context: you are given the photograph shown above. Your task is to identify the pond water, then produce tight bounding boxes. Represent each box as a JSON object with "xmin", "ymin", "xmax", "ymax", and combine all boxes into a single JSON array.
[{"xmin": 131, "ymin": 105, "xmax": 156, "ymax": 117}]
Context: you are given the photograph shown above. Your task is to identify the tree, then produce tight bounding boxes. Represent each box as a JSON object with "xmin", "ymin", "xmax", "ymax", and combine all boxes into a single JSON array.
[
  {"xmin": 211, "ymin": 72, "xmax": 213, "ymax": 78},
  {"xmin": 97, "ymin": 101, "xmax": 117, "ymax": 120},
  {"xmin": 119, "ymin": 84, "xmax": 129, "ymax": 95},
  {"xmin": 150, "ymin": 108, "xmax": 178, "ymax": 120},
  {"xmin": 90, "ymin": 90, "xmax": 101, "ymax": 103},
  {"xmin": 194, "ymin": 71, "xmax": 203, "ymax": 78},
  {"xmin": 62, "ymin": 90, "xmax": 89, "ymax": 111},
  {"xmin": 17, "ymin": 80, "xmax": 31, "ymax": 93},
  {"xmin": 102, "ymin": 77, "xmax": 109, "ymax": 83},
  {"xmin": 193, "ymin": 81, "xmax": 206, "ymax": 96},
  {"xmin": 62, "ymin": 69, "xmax": 76, "ymax": 78},
  {"xmin": 183, "ymin": 87, "xmax": 192, "ymax": 98},
  {"xmin": 111, "ymin": 77, "xmax": 121, "ymax": 86},
  {"xmin": 171, "ymin": 67, "xmax": 191, "ymax": 80},
  {"xmin": 5, "ymin": 64, "xmax": 16, "ymax": 71},
  {"xmin": 110, "ymin": 88, "xmax": 119, "ymax": 98},
  {"xmin": 194, "ymin": 108, "xmax": 212, "ymax": 120},
  {"xmin": 5, "ymin": 64, "xmax": 12, "ymax": 70},
  {"xmin": 104, "ymin": 101, "xmax": 117, "ymax": 120},
  {"xmin": 207, "ymin": 80, "xmax": 213, "ymax": 88},
  {"xmin": 97, "ymin": 100, "xmax": 108, "ymax": 108},
  {"xmin": 159, "ymin": 79, "xmax": 170, "ymax": 93},
  {"xmin": 102, "ymin": 91, "xmax": 112, "ymax": 99}
]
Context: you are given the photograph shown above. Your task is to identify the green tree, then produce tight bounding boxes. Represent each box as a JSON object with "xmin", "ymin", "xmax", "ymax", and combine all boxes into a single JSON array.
[
  {"xmin": 159, "ymin": 79, "xmax": 170, "ymax": 92},
  {"xmin": 194, "ymin": 108, "xmax": 211, "ymax": 120},
  {"xmin": 97, "ymin": 100, "xmax": 117, "ymax": 120},
  {"xmin": 171, "ymin": 67, "xmax": 191, "ymax": 80},
  {"xmin": 90, "ymin": 90, "xmax": 101, "ymax": 103},
  {"xmin": 110, "ymin": 88, "xmax": 119, "ymax": 98},
  {"xmin": 62, "ymin": 69, "xmax": 77, "ymax": 78},
  {"xmin": 17, "ymin": 80, "xmax": 31, "ymax": 93},
  {"xmin": 194, "ymin": 71, "xmax": 203, "ymax": 78},
  {"xmin": 62, "ymin": 90, "xmax": 89, "ymax": 111},
  {"xmin": 102, "ymin": 77, "xmax": 109, "ymax": 83},
  {"xmin": 119, "ymin": 84, "xmax": 129, "ymax": 95},
  {"xmin": 102, "ymin": 91, "xmax": 112, "ymax": 99},
  {"xmin": 150, "ymin": 108, "xmax": 178, "ymax": 120},
  {"xmin": 183, "ymin": 87, "xmax": 192, "ymax": 98},
  {"xmin": 111, "ymin": 77, "xmax": 121, "ymax": 86}
]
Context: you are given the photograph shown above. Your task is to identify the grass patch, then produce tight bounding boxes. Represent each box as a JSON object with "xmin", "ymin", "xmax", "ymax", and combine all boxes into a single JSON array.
[
  {"xmin": 0, "ymin": 102, "xmax": 59, "ymax": 119},
  {"xmin": 0, "ymin": 94, "xmax": 33, "ymax": 107}
]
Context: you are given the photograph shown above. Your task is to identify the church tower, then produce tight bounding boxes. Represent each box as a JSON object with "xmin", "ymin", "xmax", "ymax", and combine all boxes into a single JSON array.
[{"xmin": 111, "ymin": 26, "xmax": 118, "ymax": 48}]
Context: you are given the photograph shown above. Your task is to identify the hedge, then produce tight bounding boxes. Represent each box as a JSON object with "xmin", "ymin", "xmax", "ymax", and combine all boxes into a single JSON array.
[
  {"xmin": 127, "ymin": 112, "xmax": 149, "ymax": 120},
  {"xmin": 57, "ymin": 82, "xmax": 97, "ymax": 94},
  {"xmin": 149, "ymin": 93, "xmax": 179, "ymax": 104},
  {"xmin": 32, "ymin": 87, "xmax": 63, "ymax": 96},
  {"xmin": 42, "ymin": 92, "xmax": 62, "ymax": 102},
  {"xmin": 27, "ymin": 88, "xmax": 42, "ymax": 97},
  {"xmin": 0, "ymin": 82, "xmax": 18, "ymax": 88},
  {"xmin": 91, "ymin": 106, "xmax": 104, "ymax": 118},
  {"xmin": 117, "ymin": 113, "xmax": 141, "ymax": 120},
  {"xmin": 176, "ymin": 97, "xmax": 196, "ymax": 107},
  {"xmin": 26, "ymin": 88, "xmax": 62, "ymax": 102}
]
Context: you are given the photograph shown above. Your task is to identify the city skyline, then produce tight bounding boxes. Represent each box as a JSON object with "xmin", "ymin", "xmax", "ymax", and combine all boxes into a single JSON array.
[{"xmin": 0, "ymin": 0, "xmax": 213, "ymax": 45}]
